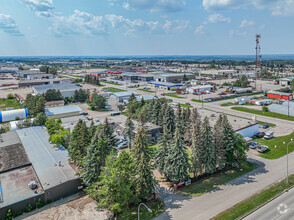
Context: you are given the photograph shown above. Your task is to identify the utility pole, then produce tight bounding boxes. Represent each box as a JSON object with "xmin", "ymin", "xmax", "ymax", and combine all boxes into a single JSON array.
[{"xmin": 255, "ymin": 34, "xmax": 262, "ymax": 91}]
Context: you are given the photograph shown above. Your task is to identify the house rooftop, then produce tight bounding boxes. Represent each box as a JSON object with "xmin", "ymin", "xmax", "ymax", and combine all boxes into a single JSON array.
[
  {"xmin": 112, "ymin": 91, "xmax": 138, "ymax": 97},
  {"xmin": 33, "ymin": 83, "xmax": 81, "ymax": 93},
  {"xmin": 45, "ymin": 105, "xmax": 82, "ymax": 116}
]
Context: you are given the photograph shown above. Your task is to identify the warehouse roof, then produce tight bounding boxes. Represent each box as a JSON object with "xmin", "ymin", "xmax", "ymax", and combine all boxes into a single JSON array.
[
  {"xmin": 151, "ymin": 72, "xmax": 194, "ymax": 77},
  {"xmin": 122, "ymin": 72, "xmax": 144, "ymax": 76},
  {"xmin": 16, "ymin": 127, "xmax": 77, "ymax": 191},
  {"xmin": 33, "ymin": 83, "xmax": 80, "ymax": 94},
  {"xmin": 19, "ymin": 79, "xmax": 60, "ymax": 85},
  {"xmin": 148, "ymin": 81, "xmax": 183, "ymax": 87},
  {"xmin": 45, "ymin": 105, "xmax": 82, "ymax": 116},
  {"xmin": 267, "ymin": 90, "xmax": 293, "ymax": 96},
  {"xmin": 136, "ymin": 95, "xmax": 155, "ymax": 101},
  {"xmin": 112, "ymin": 91, "xmax": 138, "ymax": 97}
]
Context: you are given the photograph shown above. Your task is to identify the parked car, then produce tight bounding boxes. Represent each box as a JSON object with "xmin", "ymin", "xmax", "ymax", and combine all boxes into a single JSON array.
[
  {"xmin": 262, "ymin": 124, "xmax": 269, "ymax": 129},
  {"xmin": 86, "ymin": 117, "xmax": 93, "ymax": 120},
  {"xmin": 161, "ymin": 93, "xmax": 165, "ymax": 96},
  {"xmin": 255, "ymin": 132, "xmax": 265, "ymax": 138},
  {"xmin": 264, "ymin": 131, "xmax": 274, "ymax": 140},
  {"xmin": 154, "ymin": 96, "xmax": 158, "ymax": 99},
  {"xmin": 80, "ymin": 112, "xmax": 88, "ymax": 116},
  {"xmin": 218, "ymin": 92, "xmax": 226, "ymax": 95},
  {"xmin": 249, "ymin": 142, "xmax": 261, "ymax": 149},
  {"xmin": 167, "ymin": 99, "xmax": 173, "ymax": 102},
  {"xmin": 185, "ymin": 102, "xmax": 191, "ymax": 106},
  {"xmin": 257, "ymin": 145, "xmax": 269, "ymax": 153},
  {"xmin": 210, "ymin": 113, "xmax": 216, "ymax": 117}
]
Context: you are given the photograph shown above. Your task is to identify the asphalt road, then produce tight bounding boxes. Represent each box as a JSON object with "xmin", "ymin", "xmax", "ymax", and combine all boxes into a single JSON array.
[{"xmin": 244, "ymin": 187, "xmax": 294, "ymax": 220}]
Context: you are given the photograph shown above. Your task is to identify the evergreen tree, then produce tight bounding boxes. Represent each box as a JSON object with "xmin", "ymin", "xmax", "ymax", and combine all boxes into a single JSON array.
[
  {"xmin": 88, "ymin": 121, "xmax": 96, "ymax": 138},
  {"xmin": 184, "ymin": 108, "xmax": 200, "ymax": 144},
  {"xmin": 140, "ymin": 97, "xmax": 145, "ymax": 107},
  {"xmin": 33, "ymin": 112, "xmax": 47, "ymax": 126},
  {"xmin": 190, "ymin": 119, "xmax": 202, "ymax": 177},
  {"xmin": 200, "ymin": 117, "xmax": 216, "ymax": 174},
  {"xmin": 131, "ymin": 127, "xmax": 157, "ymax": 199},
  {"xmin": 175, "ymin": 105, "xmax": 184, "ymax": 136},
  {"xmin": 68, "ymin": 120, "xmax": 90, "ymax": 166},
  {"xmin": 97, "ymin": 118, "xmax": 117, "ymax": 148},
  {"xmin": 147, "ymin": 99, "xmax": 155, "ymax": 121},
  {"xmin": 81, "ymin": 138, "xmax": 108, "ymax": 186},
  {"xmin": 86, "ymin": 150, "xmax": 138, "ymax": 216},
  {"xmin": 158, "ymin": 101, "xmax": 167, "ymax": 126},
  {"xmin": 123, "ymin": 115, "xmax": 135, "ymax": 148},
  {"xmin": 165, "ymin": 129, "xmax": 190, "ymax": 183},
  {"xmin": 214, "ymin": 114, "xmax": 226, "ymax": 170},
  {"xmin": 154, "ymin": 126, "xmax": 171, "ymax": 176},
  {"xmin": 152, "ymin": 99, "xmax": 161, "ymax": 125},
  {"xmin": 163, "ymin": 105, "xmax": 175, "ymax": 135}
]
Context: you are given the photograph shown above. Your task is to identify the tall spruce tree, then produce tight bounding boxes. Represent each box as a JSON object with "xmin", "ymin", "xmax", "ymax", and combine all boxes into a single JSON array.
[
  {"xmin": 214, "ymin": 114, "xmax": 226, "ymax": 170},
  {"xmin": 81, "ymin": 138, "xmax": 108, "ymax": 186},
  {"xmin": 131, "ymin": 127, "xmax": 157, "ymax": 199},
  {"xmin": 97, "ymin": 118, "xmax": 117, "ymax": 148},
  {"xmin": 158, "ymin": 102, "xmax": 167, "ymax": 126},
  {"xmin": 152, "ymin": 99, "xmax": 162, "ymax": 125},
  {"xmin": 165, "ymin": 129, "xmax": 190, "ymax": 183},
  {"xmin": 190, "ymin": 120, "xmax": 202, "ymax": 177},
  {"xmin": 124, "ymin": 115, "xmax": 135, "ymax": 148},
  {"xmin": 88, "ymin": 121, "xmax": 96, "ymax": 138},
  {"xmin": 68, "ymin": 120, "xmax": 89, "ymax": 166},
  {"xmin": 147, "ymin": 99, "xmax": 155, "ymax": 121},
  {"xmin": 163, "ymin": 105, "xmax": 175, "ymax": 135},
  {"xmin": 154, "ymin": 126, "xmax": 171, "ymax": 176},
  {"xmin": 184, "ymin": 108, "xmax": 200, "ymax": 145},
  {"xmin": 200, "ymin": 117, "xmax": 216, "ymax": 174}
]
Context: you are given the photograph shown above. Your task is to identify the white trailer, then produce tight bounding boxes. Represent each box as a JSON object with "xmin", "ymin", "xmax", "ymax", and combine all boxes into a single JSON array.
[{"xmin": 255, "ymin": 100, "xmax": 272, "ymax": 106}]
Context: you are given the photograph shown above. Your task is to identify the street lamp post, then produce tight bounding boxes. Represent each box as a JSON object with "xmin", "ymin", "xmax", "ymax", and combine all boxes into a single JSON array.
[
  {"xmin": 138, "ymin": 203, "xmax": 152, "ymax": 220},
  {"xmin": 284, "ymin": 138, "xmax": 294, "ymax": 184}
]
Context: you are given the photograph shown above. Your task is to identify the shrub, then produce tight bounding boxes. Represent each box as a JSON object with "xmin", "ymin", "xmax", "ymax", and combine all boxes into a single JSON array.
[{"xmin": 7, "ymin": 93, "xmax": 14, "ymax": 99}]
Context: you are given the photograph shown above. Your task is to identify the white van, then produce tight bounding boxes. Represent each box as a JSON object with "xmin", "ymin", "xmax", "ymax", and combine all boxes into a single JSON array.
[{"xmin": 264, "ymin": 131, "xmax": 274, "ymax": 140}]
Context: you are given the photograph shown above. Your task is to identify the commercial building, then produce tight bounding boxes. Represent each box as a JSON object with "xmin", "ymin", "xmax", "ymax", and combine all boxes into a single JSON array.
[
  {"xmin": 0, "ymin": 108, "xmax": 28, "ymax": 123},
  {"xmin": 110, "ymin": 91, "xmax": 138, "ymax": 102},
  {"xmin": 18, "ymin": 79, "xmax": 61, "ymax": 88},
  {"xmin": 266, "ymin": 90, "xmax": 293, "ymax": 100},
  {"xmin": 33, "ymin": 83, "xmax": 81, "ymax": 97},
  {"xmin": 274, "ymin": 77, "xmax": 294, "ymax": 86},
  {"xmin": 27, "ymin": 74, "xmax": 54, "ymax": 80},
  {"xmin": 186, "ymin": 85, "xmax": 214, "ymax": 94},
  {"xmin": 235, "ymin": 123, "xmax": 259, "ymax": 138},
  {"xmin": 150, "ymin": 72, "xmax": 195, "ymax": 83},
  {"xmin": 269, "ymin": 101, "xmax": 294, "ymax": 117},
  {"xmin": 136, "ymin": 95, "xmax": 156, "ymax": 101},
  {"xmin": 90, "ymin": 72, "xmax": 107, "ymax": 78},
  {"xmin": 0, "ymin": 127, "xmax": 80, "ymax": 219},
  {"xmin": 45, "ymin": 100, "xmax": 65, "ymax": 108},
  {"xmin": 148, "ymin": 82, "xmax": 183, "ymax": 91},
  {"xmin": 45, "ymin": 105, "xmax": 82, "ymax": 119},
  {"xmin": 18, "ymin": 71, "xmax": 43, "ymax": 78}
]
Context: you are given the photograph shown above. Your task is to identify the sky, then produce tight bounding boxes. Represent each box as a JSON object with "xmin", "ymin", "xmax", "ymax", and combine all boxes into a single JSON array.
[{"xmin": 0, "ymin": 0, "xmax": 294, "ymax": 56}]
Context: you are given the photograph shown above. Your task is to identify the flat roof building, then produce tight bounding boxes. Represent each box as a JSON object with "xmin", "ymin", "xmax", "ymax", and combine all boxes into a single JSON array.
[
  {"xmin": 33, "ymin": 83, "xmax": 81, "ymax": 98},
  {"xmin": 148, "ymin": 82, "xmax": 183, "ymax": 90},
  {"xmin": 18, "ymin": 79, "xmax": 61, "ymax": 88},
  {"xmin": 110, "ymin": 91, "xmax": 138, "ymax": 102},
  {"xmin": 45, "ymin": 105, "xmax": 82, "ymax": 119},
  {"xmin": 150, "ymin": 72, "xmax": 195, "ymax": 83}
]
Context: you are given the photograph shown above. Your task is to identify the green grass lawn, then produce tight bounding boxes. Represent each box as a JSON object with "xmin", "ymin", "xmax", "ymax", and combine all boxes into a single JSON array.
[
  {"xmin": 0, "ymin": 98, "xmax": 22, "ymax": 111},
  {"xmin": 191, "ymin": 99, "xmax": 206, "ymax": 103},
  {"xmin": 220, "ymin": 102, "xmax": 236, "ymax": 107},
  {"xmin": 137, "ymin": 89, "xmax": 156, "ymax": 93},
  {"xmin": 100, "ymin": 80, "xmax": 122, "ymax": 86},
  {"xmin": 128, "ymin": 86, "xmax": 140, "ymax": 88},
  {"xmin": 213, "ymin": 173, "xmax": 294, "ymax": 220},
  {"xmin": 257, "ymin": 121, "xmax": 276, "ymax": 127},
  {"xmin": 105, "ymin": 87, "xmax": 127, "ymax": 93},
  {"xmin": 254, "ymin": 132, "xmax": 294, "ymax": 159},
  {"xmin": 179, "ymin": 161, "xmax": 257, "ymax": 197},
  {"xmin": 232, "ymin": 107, "xmax": 294, "ymax": 121},
  {"xmin": 180, "ymin": 104, "xmax": 193, "ymax": 108},
  {"xmin": 118, "ymin": 199, "xmax": 165, "ymax": 220},
  {"xmin": 165, "ymin": 93, "xmax": 186, "ymax": 99}
]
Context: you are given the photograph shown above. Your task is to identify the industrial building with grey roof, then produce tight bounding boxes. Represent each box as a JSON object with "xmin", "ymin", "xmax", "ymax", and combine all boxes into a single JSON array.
[
  {"xmin": 0, "ymin": 127, "xmax": 81, "ymax": 218},
  {"xmin": 33, "ymin": 83, "xmax": 82, "ymax": 97}
]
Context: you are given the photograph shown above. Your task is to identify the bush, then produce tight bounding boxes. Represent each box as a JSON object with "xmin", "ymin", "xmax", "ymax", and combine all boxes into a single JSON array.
[
  {"xmin": 262, "ymin": 106, "xmax": 269, "ymax": 112},
  {"xmin": 25, "ymin": 204, "xmax": 34, "ymax": 213},
  {"xmin": 7, "ymin": 93, "xmax": 14, "ymax": 99},
  {"xmin": 35, "ymin": 198, "xmax": 44, "ymax": 209},
  {"xmin": 6, "ymin": 209, "xmax": 13, "ymax": 220}
]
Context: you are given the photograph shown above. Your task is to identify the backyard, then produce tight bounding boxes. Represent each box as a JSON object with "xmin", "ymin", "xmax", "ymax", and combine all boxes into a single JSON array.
[{"xmin": 0, "ymin": 98, "xmax": 22, "ymax": 111}]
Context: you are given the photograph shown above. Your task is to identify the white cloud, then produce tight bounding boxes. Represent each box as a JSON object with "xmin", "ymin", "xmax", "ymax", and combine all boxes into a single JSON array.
[
  {"xmin": 0, "ymin": 14, "xmax": 23, "ymax": 36},
  {"xmin": 202, "ymin": 0, "xmax": 294, "ymax": 16},
  {"xmin": 208, "ymin": 13, "xmax": 231, "ymax": 23},
  {"xmin": 110, "ymin": 0, "xmax": 186, "ymax": 13},
  {"xmin": 20, "ymin": 0, "xmax": 54, "ymax": 17},
  {"xmin": 229, "ymin": 29, "xmax": 247, "ymax": 37},
  {"xmin": 239, "ymin": 19, "xmax": 255, "ymax": 28},
  {"xmin": 194, "ymin": 25, "xmax": 205, "ymax": 35}
]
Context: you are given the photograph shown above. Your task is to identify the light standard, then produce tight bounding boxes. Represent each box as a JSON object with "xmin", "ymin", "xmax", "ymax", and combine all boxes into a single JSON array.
[
  {"xmin": 284, "ymin": 138, "xmax": 294, "ymax": 184},
  {"xmin": 138, "ymin": 203, "xmax": 152, "ymax": 220}
]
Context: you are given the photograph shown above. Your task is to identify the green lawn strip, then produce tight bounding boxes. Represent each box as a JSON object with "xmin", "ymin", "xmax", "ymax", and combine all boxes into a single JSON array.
[
  {"xmin": 100, "ymin": 80, "xmax": 122, "ymax": 86},
  {"xmin": 220, "ymin": 102, "xmax": 235, "ymax": 107},
  {"xmin": 137, "ymin": 89, "xmax": 156, "ymax": 93},
  {"xmin": 257, "ymin": 121, "xmax": 276, "ymax": 127},
  {"xmin": 254, "ymin": 132, "xmax": 294, "ymax": 159},
  {"xmin": 231, "ymin": 107, "xmax": 294, "ymax": 121},
  {"xmin": 179, "ymin": 161, "xmax": 257, "ymax": 197},
  {"xmin": 191, "ymin": 99, "xmax": 206, "ymax": 103},
  {"xmin": 165, "ymin": 93, "xmax": 186, "ymax": 99},
  {"xmin": 213, "ymin": 174, "xmax": 294, "ymax": 220},
  {"xmin": 0, "ymin": 98, "xmax": 22, "ymax": 111},
  {"xmin": 180, "ymin": 104, "xmax": 193, "ymax": 108},
  {"xmin": 105, "ymin": 87, "xmax": 127, "ymax": 93},
  {"xmin": 128, "ymin": 86, "xmax": 140, "ymax": 88},
  {"xmin": 118, "ymin": 199, "xmax": 165, "ymax": 220}
]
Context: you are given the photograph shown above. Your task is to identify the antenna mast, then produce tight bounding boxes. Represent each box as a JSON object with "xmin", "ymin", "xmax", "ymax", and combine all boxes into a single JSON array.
[{"xmin": 255, "ymin": 34, "xmax": 262, "ymax": 90}]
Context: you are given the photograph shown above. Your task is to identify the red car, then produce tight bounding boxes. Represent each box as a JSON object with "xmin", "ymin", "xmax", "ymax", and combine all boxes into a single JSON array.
[{"xmin": 185, "ymin": 102, "xmax": 191, "ymax": 106}]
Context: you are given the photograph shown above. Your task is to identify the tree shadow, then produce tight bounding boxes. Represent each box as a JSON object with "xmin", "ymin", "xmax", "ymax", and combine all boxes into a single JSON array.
[{"xmin": 154, "ymin": 186, "xmax": 190, "ymax": 220}]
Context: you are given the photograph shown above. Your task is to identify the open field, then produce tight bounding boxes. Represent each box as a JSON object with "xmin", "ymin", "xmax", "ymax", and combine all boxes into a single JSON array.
[
  {"xmin": 137, "ymin": 89, "xmax": 156, "ymax": 93},
  {"xmin": 213, "ymin": 173, "xmax": 294, "ymax": 220},
  {"xmin": 254, "ymin": 132, "xmax": 294, "ymax": 159},
  {"xmin": 100, "ymin": 80, "xmax": 122, "ymax": 86},
  {"xmin": 179, "ymin": 161, "xmax": 257, "ymax": 197},
  {"xmin": 165, "ymin": 93, "xmax": 186, "ymax": 99},
  {"xmin": 105, "ymin": 87, "xmax": 126, "ymax": 93}
]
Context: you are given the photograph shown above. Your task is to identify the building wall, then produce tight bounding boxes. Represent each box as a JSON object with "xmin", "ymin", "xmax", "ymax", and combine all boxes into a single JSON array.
[{"xmin": 236, "ymin": 124, "xmax": 259, "ymax": 138}]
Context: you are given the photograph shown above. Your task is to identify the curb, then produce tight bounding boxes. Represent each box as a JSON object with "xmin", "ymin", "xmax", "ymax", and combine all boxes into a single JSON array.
[{"xmin": 240, "ymin": 183, "xmax": 294, "ymax": 219}]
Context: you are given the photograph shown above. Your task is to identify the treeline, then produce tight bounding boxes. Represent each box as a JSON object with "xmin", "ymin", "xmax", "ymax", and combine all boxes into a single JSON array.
[
  {"xmin": 84, "ymin": 75, "xmax": 101, "ymax": 85},
  {"xmin": 67, "ymin": 118, "xmax": 157, "ymax": 216}
]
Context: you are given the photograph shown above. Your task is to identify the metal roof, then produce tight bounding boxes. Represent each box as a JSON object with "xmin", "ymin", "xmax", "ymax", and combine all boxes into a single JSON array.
[
  {"xmin": 148, "ymin": 82, "xmax": 183, "ymax": 87},
  {"xmin": 45, "ymin": 105, "xmax": 82, "ymax": 116},
  {"xmin": 136, "ymin": 95, "xmax": 155, "ymax": 101},
  {"xmin": 16, "ymin": 127, "xmax": 77, "ymax": 190},
  {"xmin": 112, "ymin": 91, "xmax": 138, "ymax": 97},
  {"xmin": 33, "ymin": 83, "xmax": 81, "ymax": 94}
]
